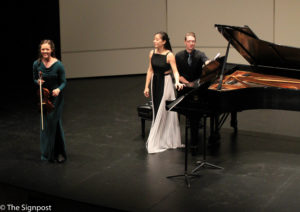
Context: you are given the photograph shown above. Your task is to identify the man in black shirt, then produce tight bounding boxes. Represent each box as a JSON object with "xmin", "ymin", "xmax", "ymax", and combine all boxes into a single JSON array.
[
  {"xmin": 176, "ymin": 32, "xmax": 210, "ymax": 86},
  {"xmin": 175, "ymin": 32, "xmax": 210, "ymax": 153}
]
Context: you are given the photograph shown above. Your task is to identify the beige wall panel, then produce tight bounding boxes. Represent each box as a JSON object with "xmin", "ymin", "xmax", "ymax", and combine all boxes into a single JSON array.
[
  {"xmin": 223, "ymin": 110, "xmax": 300, "ymax": 138},
  {"xmin": 60, "ymin": 0, "xmax": 166, "ymax": 52},
  {"xmin": 168, "ymin": 0, "xmax": 274, "ymax": 49},
  {"xmin": 62, "ymin": 49, "xmax": 150, "ymax": 78},
  {"xmin": 275, "ymin": 0, "xmax": 300, "ymax": 47}
]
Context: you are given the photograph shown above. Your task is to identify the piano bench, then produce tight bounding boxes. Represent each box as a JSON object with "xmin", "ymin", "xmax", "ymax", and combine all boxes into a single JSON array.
[{"xmin": 137, "ymin": 101, "xmax": 153, "ymax": 138}]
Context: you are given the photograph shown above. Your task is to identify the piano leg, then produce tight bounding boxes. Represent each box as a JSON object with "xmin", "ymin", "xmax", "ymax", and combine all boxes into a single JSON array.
[
  {"xmin": 209, "ymin": 112, "xmax": 237, "ymax": 144},
  {"xmin": 192, "ymin": 115, "xmax": 223, "ymax": 173},
  {"xmin": 209, "ymin": 115, "xmax": 215, "ymax": 141},
  {"xmin": 208, "ymin": 115, "xmax": 221, "ymax": 144},
  {"xmin": 230, "ymin": 112, "xmax": 238, "ymax": 133}
]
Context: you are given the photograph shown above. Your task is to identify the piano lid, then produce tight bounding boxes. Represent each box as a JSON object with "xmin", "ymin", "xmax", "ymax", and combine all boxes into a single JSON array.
[{"xmin": 215, "ymin": 24, "xmax": 300, "ymax": 70}]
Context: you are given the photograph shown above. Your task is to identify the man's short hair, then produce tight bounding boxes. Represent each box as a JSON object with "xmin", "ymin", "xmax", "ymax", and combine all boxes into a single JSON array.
[{"xmin": 185, "ymin": 32, "xmax": 196, "ymax": 41}]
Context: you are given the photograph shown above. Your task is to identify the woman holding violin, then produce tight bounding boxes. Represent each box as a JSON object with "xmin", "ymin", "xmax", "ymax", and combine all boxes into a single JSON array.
[{"xmin": 33, "ymin": 39, "xmax": 67, "ymax": 163}]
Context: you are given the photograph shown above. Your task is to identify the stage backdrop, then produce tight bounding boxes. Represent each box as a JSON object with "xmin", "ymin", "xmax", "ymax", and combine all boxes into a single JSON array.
[{"xmin": 60, "ymin": 0, "xmax": 300, "ymax": 138}]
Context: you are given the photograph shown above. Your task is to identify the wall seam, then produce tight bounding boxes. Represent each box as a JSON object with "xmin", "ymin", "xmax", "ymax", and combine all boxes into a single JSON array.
[
  {"xmin": 273, "ymin": 0, "xmax": 276, "ymax": 43},
  {"xmin": 166, "ymin": 0, "xmax": 168, "ymax": 33}
]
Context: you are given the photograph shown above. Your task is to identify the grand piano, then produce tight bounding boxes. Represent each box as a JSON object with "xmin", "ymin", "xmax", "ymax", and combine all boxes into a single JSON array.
[{"xmin": 167, "ymin": 24, "xmax": 300, "ymax": 142}]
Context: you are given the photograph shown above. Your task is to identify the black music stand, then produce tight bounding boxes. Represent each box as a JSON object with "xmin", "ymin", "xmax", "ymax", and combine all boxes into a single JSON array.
[
  {"xmin": 191, "ymin": 115, "xmax": 223, "ymax": 173},
  {"xmin": 166, "ymin": 117, "xmax": 201, "ymax": 188}
]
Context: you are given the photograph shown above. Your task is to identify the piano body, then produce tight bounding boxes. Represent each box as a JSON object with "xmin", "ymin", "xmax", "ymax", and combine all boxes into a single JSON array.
[{"xmin": 167, "ymin": 24, "xmax": 300, "ymax": 142}]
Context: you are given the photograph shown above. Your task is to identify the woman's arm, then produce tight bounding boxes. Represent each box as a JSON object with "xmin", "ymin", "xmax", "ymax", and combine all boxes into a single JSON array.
[
  {"xmin": 168, "ymin": 53, "xmax": 184, "ymax": 91},
  {"xmin": 32, "ymin": 61, "xmax": 39, "ymax": 85},
  {"xmin": 179, "ymin": 76, "xmax": 189, "ymax": 84},
  {"xmin": 57, "ymin": 62, "xmax": 67, "ymax": 91},
  {"xmin": 53, "ymin": 62, "xmax": 67, "ymax": 97},
  {"xmin": 144, "ymin": 51, "xmax": 154, "ymax": 98}
]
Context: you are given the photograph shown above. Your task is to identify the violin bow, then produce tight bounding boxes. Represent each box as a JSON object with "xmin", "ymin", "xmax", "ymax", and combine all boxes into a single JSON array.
[{"xmin": 39, "ymin": 71, "xmax": 44, "ymax": 130}]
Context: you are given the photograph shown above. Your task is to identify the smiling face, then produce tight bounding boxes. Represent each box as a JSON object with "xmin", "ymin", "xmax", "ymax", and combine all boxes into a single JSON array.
[
  {"xmin": 153, "ymin": 33, "xmax": 166, "ymax": 49},
  {"xmin": 40, "ymin": 43, "xmax": 52, "ymax": 60},
  {"xmin": 39, "ymin": 40, "xmax": 55, "ymax": 61}
]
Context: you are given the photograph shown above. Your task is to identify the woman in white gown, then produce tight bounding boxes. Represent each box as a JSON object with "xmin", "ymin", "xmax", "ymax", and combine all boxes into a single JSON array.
[{"xmin": 144, "ymin": 32, "xmax": 184, "ymax": 153}]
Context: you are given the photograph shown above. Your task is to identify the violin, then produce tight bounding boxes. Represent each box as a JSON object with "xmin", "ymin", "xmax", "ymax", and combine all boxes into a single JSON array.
[
  {"xmin": 38, "ymin": 87, "xmax": 55, "ymax": 112},
  {"xmin": 38, "ymin": 72, "xmax": 55, "ymax": 130}
]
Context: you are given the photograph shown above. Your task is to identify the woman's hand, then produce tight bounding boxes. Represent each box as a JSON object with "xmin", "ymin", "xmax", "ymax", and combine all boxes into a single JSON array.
[
  {"xmin": 52, "ymin": 88, "xmax": 60, "ymax": 97},
  {"xmin": 144, "ymin": 88, "xmax": 150, "ymax": 98},
  {"xmin": 186, "ymin": 81, "xmax": 195, "ymax": 88},
  {"xmin": 175, "ymin": 82, "xmax": 185, "ymax": 91},
  {"xmin": 38, "ymin": 79, "xmax": 45, "ymax": 85}
]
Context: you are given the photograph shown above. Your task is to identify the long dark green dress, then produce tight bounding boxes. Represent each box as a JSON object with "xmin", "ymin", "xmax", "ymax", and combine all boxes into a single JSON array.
[{"xmin": 33, "ymin": 60, "xmax": 67, "ymax": 161}]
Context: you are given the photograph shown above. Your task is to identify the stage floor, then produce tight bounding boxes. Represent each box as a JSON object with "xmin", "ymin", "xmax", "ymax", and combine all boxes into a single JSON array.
[{"xmin": 1, "ymin": 75, "xmax": 300, "ymax": 212}]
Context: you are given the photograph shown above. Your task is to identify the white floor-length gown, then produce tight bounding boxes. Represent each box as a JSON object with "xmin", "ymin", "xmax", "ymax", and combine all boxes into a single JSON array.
[{"xmin": 146, "ymin": 51, "xmax": 181, "ymax": 153}]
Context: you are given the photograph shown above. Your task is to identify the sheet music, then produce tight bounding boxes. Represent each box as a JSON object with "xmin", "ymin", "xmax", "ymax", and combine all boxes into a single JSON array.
[{"xmin": 214, "ymin": 52, "xmax": 220, "ymax": 60}]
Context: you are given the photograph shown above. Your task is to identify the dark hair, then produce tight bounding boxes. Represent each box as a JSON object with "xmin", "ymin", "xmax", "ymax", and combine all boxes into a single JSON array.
[
  {"xmin": 155, "ymin": 31, "xmax": 172, "ymax": 52},
  {"xmin": 38, "ymin": 39, "xmax": 56, "ymax": 63}
]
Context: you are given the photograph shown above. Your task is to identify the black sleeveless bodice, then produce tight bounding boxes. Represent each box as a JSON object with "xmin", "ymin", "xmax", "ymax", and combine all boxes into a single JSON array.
[
  {"xmin": 151, "ymin": 52, "xmax": 171, "ymax": 118},
  {"xmin": 151, "ymin": 53, "xmax": 171, "ymax": 75}
]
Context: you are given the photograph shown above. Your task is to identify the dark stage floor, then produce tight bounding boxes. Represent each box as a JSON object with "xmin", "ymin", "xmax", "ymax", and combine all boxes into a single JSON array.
[{"xmin": 1, "ymin": 75, "xmax": 300, "ymax": 212}]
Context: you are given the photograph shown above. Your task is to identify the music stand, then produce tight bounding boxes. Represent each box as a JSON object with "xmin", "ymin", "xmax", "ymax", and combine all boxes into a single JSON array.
[
  {"xmin": 166, "ymin": 116, "xmax": 201, "ymax": 188},
  {"xmin": 191, "ymin": 114, "xmax": 223, "ymax": 174}
]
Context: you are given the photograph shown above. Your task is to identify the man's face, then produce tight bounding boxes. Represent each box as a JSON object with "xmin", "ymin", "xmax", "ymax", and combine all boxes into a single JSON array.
[{"xmin": 184, "ymin": 35, "xmax": 196, "ymax": 52}]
